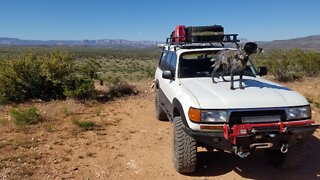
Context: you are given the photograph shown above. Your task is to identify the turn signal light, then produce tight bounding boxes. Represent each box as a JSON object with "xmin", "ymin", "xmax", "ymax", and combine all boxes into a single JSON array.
[
  {"xmin": 200, "ymin": 125, "xmax": 224, "ymax": 130},
  {"xmin": 188, "ymin": 107, "xmax": 201, "ymax": 122}
]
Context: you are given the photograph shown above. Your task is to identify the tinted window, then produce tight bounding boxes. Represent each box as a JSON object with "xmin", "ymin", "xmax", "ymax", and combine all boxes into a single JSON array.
[
  {"xmin": 169, "ymin": 52, "xmax": 177, "ymax": 74},
  {"xmin": 162, "ymin": 51, "xmax": 172, "ymax": 70},
  {"xmin": 179, "ymin": 51, "xmax": 216, "ymax": 78},
  {"xmin": 159, "ymin": 51, "xmax": 168, "ymax": 69}
]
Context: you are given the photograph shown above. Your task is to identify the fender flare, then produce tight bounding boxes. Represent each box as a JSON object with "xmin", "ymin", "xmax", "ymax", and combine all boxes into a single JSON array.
[
  {"xmin": 155, "ymin": 79, "xmax": 160, "ymax": 89},
  {"xmin": 172, "ymin": 98, "xmax": 189, "ymax": 128}
]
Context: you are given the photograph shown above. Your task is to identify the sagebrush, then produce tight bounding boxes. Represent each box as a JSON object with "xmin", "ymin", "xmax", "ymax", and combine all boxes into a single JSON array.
[
  {"xmin": 254, "ymin": 49, "xmax": 320, "ymax": 82},
  {"xmin": 0, "ymin": 51, "xmax": 100, "ymax": 104}
]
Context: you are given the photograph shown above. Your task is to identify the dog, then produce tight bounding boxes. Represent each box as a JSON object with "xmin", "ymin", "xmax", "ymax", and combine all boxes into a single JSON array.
[{"xmin": 211, "ymin": 42, "xmax": 262, "ymax": 90}]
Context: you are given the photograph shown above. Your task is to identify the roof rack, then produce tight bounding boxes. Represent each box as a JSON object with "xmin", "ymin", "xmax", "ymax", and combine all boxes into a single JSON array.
[{"xmin": 162, "ymin": 34, "xmax": 240, "ymax": 51}]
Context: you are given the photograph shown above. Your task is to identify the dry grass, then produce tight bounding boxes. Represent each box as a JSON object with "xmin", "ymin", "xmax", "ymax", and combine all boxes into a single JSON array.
[{"xmin": 0, "ymin": 118, "xmax": 9, "ymax": 126}]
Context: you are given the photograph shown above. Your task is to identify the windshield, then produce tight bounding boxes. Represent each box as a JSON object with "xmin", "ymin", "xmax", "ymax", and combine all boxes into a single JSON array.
[{"xmin": 178, "ymin": 50, "xmax": 257, "ymax": 78}]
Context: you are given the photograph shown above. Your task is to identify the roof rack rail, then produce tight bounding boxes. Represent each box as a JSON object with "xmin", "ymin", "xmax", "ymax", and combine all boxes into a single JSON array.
[{"xmin": 164, "ymin": 34, "xmax": 240, "ymax": 49}]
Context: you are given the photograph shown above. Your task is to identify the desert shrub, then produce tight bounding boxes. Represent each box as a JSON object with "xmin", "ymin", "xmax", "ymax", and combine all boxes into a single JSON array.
[
  {"xmin": 63, "ymin": 77, "xmax": 96, "ymax": 99},
  {"xmin": 72, "ymin": 117, "xmax": 95, "ymax": 130},
  {"xmin": 98, "ymin": 57, "xmax": 156, "ymax": 83},
  {"xmin": 0, "ymin": 52, "xmax": 54, "ymax": 103},
  {"xmin": 144, "ymin": 67, "xmax": 156, "ymax": 78},
  {"xmin": 254, "ymin": 49, "xmax": 320, "ymax": 82},
  {"xmin": 0, "ymin": 51, "xmax": 100, "ymax": 104},
  {"xmin": 297, "ymin": 51, "xmax": 320, "ymax": 76},
  {"xmin": 9, "ymin": 107, "xmax": 41, "ymax": 125},
  {"xmin": 108, "ymin": 81, "xmax": 137, "ymax": 99},
  {"xmin": 107, "ymin": 75, "xmax": 123, "ymax": 86}
]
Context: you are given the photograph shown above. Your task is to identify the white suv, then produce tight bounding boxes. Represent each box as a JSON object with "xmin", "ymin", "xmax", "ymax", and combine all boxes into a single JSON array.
[{"xmin": 154, "ymin": 38, "xmax": 319, "ymax": 173}]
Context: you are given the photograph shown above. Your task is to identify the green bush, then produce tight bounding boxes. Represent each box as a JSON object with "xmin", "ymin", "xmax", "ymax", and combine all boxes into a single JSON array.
[
  {"xmin": 254, "ymin": 49, "xmax": 320, "ymax": 82},
  {"xmin": 0, "ymin": 51, "xmax": 100, "ymax": 104},
  {"xmin": 9, "ymin": 107, "xmax": 41, "ymax": 125},
  {"xmin": 72, "ymin": 117, "xmax": 95, "ymax": 131},
  {"xmin": 63, "ymin": 77, "xmax": 96, "ymax": 99}
]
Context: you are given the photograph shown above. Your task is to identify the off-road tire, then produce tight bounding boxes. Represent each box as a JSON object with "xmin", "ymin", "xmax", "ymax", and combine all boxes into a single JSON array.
[
  {"xmin": 265, "ymin": 140, "xmax": 305, "ymax": 168},
  {"xmin": 173, "ymin": 116, "xmax": 197, "ymax": 173},
  {"xmin": 155, "ymin": 89, "xmax": 168, "ymax": 121}
]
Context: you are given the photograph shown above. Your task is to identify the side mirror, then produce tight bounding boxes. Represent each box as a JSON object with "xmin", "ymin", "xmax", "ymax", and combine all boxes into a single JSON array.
[
  {"xmin": 162, "ymin": 70, "xmax": 174, "ymax": 80},
  {"xmin": 258, "ymin": 67, "xmax": 268, "ymax": 76}
]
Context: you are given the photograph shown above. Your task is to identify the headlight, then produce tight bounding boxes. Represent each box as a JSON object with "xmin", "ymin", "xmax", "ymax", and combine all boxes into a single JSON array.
[
  {"xmin": 188, "ymin": 108, "xmax": 228, "ymax": 123},
  {"xmin": 201, "ymin": 110, "xmax": 228, "ymax": 123},
  {"xmin": 287, "ymin": 106, "xmax": 311, "ymax": 120}
]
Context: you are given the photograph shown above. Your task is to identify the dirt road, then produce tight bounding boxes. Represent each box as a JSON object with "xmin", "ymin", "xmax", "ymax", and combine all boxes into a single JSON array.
[
  {"xmin": 87, "ymin": 94, "xmax": 320, "ymax": 180},
  {"xmin": 93, "ymin": 91, "xmax": 320, "ymax": 179},
  {"xmin": 1, "ymin": 81, "xmax": 320, "ymax": 179}
]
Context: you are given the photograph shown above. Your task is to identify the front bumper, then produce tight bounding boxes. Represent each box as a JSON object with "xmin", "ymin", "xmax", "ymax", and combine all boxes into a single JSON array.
[{"xmin": 183, "ymin": 120, "xmax": 320, "ymax": 151}]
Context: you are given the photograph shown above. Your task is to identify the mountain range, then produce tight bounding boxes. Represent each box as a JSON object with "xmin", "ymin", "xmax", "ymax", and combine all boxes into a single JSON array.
[
  {"xmin": 0, "ymin": 38, "xmax": 159, "ymax": 48},
  {"xmin": 1, "ymin": 35, "xmax": 320, "ymax": 51},
  {"xmin": 258, "ymin": 35, "xmax": 320, "ymax": 51}
]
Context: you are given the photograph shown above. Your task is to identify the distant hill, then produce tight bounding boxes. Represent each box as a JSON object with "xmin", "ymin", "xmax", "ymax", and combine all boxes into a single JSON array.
[
  {"xmin": 258, "ymin": 35, "xmax": 320, "ymax": 51},
  {"xmin": 1, "ymin": 35, "xmax": 320, "ymax": 51},
  {"xmin": 0, "ymin": 37, "xmax": 159, "ymax": 48}
]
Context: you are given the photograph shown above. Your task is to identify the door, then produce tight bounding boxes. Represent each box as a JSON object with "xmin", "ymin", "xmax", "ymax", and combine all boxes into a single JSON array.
[{"xmin": 157, "ymin": 51, "xmax": 180, "ymax": 118}]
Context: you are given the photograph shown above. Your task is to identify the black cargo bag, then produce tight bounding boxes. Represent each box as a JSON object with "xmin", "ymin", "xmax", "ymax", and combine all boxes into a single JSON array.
[{"xmin": 186, "ymin": 25, "xmax": 224, "ymax": 43}]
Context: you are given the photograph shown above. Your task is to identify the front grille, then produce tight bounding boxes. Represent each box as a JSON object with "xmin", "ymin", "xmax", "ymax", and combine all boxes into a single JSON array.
[{"xmin": 229, "ymin": 110, "xmax": 287, "ymax": 125}]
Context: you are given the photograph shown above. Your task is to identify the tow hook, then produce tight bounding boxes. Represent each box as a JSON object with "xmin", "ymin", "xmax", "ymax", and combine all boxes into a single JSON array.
[
  {"xmin": 280, "ymin": 143, "xmax": 289, "ymax": 153},
  {"xmin": 235, "ymin": 148, "xmax": 250, "ymax": 158}
]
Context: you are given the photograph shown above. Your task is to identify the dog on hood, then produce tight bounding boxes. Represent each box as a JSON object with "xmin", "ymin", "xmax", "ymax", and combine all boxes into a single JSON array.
[{"xmin": 211, "ymin": 42, "xmax": 262, "ymax": 90}]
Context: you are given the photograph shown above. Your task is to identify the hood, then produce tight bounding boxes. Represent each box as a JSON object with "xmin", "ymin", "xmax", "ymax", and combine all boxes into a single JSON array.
[{"xmin": 180, "ymin": 77, "xmax": 308, "ymax": 109}]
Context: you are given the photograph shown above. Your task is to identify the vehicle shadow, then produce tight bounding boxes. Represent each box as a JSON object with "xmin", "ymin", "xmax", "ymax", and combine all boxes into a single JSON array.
[
  {"xmin": 243, "ymin": 79, "xmax": 292, "ymax": 91},
  {"xmin": 190, "ymin": 135, "xmax": 320, "ymax": 179}
]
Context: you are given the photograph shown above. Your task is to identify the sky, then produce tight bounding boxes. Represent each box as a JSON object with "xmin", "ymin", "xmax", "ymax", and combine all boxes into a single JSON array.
[{"xmin": 0, "ymin": 0, "xmax": 319, "ymax": 41}]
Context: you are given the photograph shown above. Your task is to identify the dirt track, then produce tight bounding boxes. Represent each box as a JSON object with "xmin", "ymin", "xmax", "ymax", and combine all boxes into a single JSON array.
[
  {"xmin": 1, "ymin": 80, "xmax": 320, "ymax": 179},
  {"xmin": 92, "ymin": 93, "xmax": 320, "ymax": 180}
]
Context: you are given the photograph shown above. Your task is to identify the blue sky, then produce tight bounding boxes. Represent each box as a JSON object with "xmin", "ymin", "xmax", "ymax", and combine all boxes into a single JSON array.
[{"xmin": 0, "ymin": 0, "xmax": 319, "ymax": 41}]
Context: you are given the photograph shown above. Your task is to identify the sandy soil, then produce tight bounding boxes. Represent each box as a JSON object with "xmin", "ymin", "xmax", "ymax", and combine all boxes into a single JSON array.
[{"xmin": 0, "ymin": 79, "xmax": 319, "ymax": 180}]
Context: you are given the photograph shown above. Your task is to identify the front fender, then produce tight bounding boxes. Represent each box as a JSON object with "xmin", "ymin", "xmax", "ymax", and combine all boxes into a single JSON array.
[{"xmin": 172, "ymin": 98, "xmax": 189, "ymax": 128}]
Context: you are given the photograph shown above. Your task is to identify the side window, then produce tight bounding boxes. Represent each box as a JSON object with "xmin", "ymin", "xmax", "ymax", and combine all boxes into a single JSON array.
[
  {"xmin": 169, "ymin": 53, "xmax": 177, "ymax": 74},
  {"xmin": 163, "ymin": 52, "xmax": 173, "ymax": 70},
  {"xmin": 159, "ymin": 51, "xmax": 167, "ymax": 69}
]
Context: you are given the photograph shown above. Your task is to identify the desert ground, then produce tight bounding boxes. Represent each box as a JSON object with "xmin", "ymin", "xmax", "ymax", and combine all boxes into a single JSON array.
[{"xmin": 0, "ymin": 78, "xmax": 319, "ymax": 180}]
